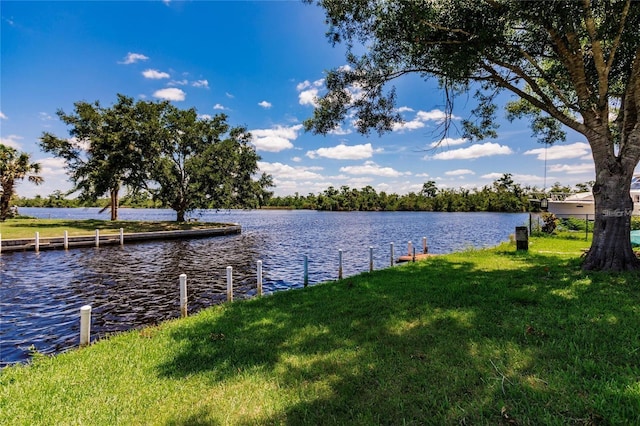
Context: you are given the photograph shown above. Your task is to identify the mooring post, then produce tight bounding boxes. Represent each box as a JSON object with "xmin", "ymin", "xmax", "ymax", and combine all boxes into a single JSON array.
[
  {"xmin": 80, "ymin": 305, "xmax": 92, "ymax": 347},
  {"xmin": 423, "ymin": 237, "xmax": 428, "ymax": 254},
  {"xmin": 304, "ymin": 255, "xmax": 309, "ymax": 287},
  {"xmin": 179, "ymin": 274, "xmax": 187, "ymax": 318},
  {"xmin": 338, "ymin": 249, "xmax": 343, "ymax": 280},
  {"xmin": 390, "ymin": 242, "xmax": 394, "ymax": 267},
  {"xmin": 369, "ymin": 246, "xmax": 374, "ymax": 272},
  {"xmin": 95, "ymin": 229, "xmax": 99, "ymax": 248},
  {"xmin": 407, "ymin": 240, "xmax": 412, "ymax": 256},
  {"xmin": 35, "ymin": 232, "xmax": 40, "ymax": 252},
  {"xmin": 119, "ymin": 228, "xmax": 124, "ymax": 246},
  {"xmin": 257, "ymin": 260, "xmax": 263, "ymax": 296},
  {"xmin": 412, "ymin": 247, "xmax": 416, "ymax": 262},
  {"xmin": 226, "ymin": 266, "xmax": 233, "ymax": 302},
  {"xmin": 64, "ymin": 230, "xmax": 69, "ymax": 250}
]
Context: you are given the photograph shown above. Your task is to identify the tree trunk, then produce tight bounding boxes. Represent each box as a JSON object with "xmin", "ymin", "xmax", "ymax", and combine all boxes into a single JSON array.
[
  {"xmin": 110, "ymin": 186, "xmax": 119, "ymax": 221},
  {"xmin": 0, "ymin": 187, "xmax": 11, "ymax": 221},
  {"xmin": 583, "ymin": 171, "xmax": 640, "ymax": 271},
  {"xmin": 176, "ymin": 210, "xmax": 185, "ymax": 222}
]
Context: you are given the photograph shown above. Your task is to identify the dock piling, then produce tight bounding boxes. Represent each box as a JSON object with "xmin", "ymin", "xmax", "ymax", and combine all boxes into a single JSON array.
[
  {"xmin": 257, "ymin": 260, "xmax": 263, "ymax": 296},
  {"xmin": 369, "ymin": 246, "xmax": 374, "ymax": 272},
  {"xmin": 80, "ymin": 305, "xmax": 92, "ymax": 347},
  {"xmin": 179, "ymin": 274, "xmax": 187, "ymax": 317},
  {"xmin": 226, "ymin": 266, "xmax": 233, "ymax": 301}
]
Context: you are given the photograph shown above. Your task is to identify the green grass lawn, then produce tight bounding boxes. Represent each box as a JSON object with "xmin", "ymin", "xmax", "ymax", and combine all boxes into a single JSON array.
[
  {"xmin": 1, "ymin": 235, "xmax": 639, "ymax": 424},
  {"xmin": 0, "ymin": 217, "xmax": 232, "ymax": 239}
]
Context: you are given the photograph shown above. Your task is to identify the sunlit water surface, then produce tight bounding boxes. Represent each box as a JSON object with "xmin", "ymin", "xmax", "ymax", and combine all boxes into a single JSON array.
[{"xmin": 1, "ymin": 208, "xmax": 529, "ymax": 365}]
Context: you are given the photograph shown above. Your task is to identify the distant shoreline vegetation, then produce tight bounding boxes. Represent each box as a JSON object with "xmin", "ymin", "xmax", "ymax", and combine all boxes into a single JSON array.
[{"xmin": 14, "ymin": 174, "xmax": 590, "ymax": 214}]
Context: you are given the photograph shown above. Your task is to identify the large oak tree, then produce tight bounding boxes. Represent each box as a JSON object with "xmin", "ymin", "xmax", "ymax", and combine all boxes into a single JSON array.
[
  {"xmin": 40, "ymin": 95, "xmax": 157, "ymax": 220},
  {"xmin": 41, "ymin": 95, "xmax": 272, "ymax": 222},
  {"xmin": 305, "ymin": 0, "xmax": 640, "ymax": 271}
]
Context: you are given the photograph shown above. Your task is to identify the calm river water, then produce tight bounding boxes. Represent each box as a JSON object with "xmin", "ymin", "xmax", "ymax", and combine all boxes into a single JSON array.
[{"xmin": 1, "ymin": 208, "xmax": 529, "ymax": 365}]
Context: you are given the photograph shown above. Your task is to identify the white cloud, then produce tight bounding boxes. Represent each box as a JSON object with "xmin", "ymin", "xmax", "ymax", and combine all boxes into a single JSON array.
[
  {"xmin": 429, "ymin": 142, "xmax": 513, "ymax": 160},
  {"xmin": 292, "ymin": 157, "xmax": 302, "ymax": 163},
  {"xmin": 429, "ymin": 137, "xmax": 468, "ymax": 148},
  {"xmin": 328, "ymin": 126, "xmax": 352, "ymax": 136},
  {"xmin": 192, "ymin": 79, "xmax": 209, "ymax": 88},
  {"xmin": 198, "ymin": 114, "xmax": 213, "ymax": 120},
  {"xmin": 39, "ymin": 112, "xmax": 54, "ymax": 121},
  {"xmin": 225, "ymin": 92, "xmax": 234, "ymax": 98},
  {"xmin": 297, "ymin": 79, "xmax": 324, "ymax": 107},
  {"xmin": 393, "ymin": 109, "xmax": 458, "ymax": 132},
  {"xmin": 168, "ymin": 79, "xmax": 188, "ymax": 86},
  {"xmin": 143, "ymin": 69, "xmax": 170, "ymax": 79},
  {"xmin": 340, "ymin": 161, "xmax": 410, "ymax": 177},
  {"xmin": 250, "ymin": 124, "xmax": 303, "ymax": 152},
  {"xmin": 0, "ymin": 134, "xmax": 23, "ymax": 149},
  {"xmin": 445, "ymin": 169, "xmax": 475, "ymax": 176},
  {"xmin": 258, "ymin": 100, "xmax": 272, "ymax": 109},
  {"xmin": 258, "ymin": 161, "xmax": 324, "ymax": 180},
  {"xmin": 397, "ymin": 106, "xmax": 414, "ymax": 113},
  {"xmin": 153, "ymin": 88, "xmax": 186, "ymax": 101},
  {"xmin": 0, "ymin": 111, "xmax": 7, "ymax": 120},
  {"xmin": 38, "ymin": 157, "xmax": 68, "ymax": 177},
  {"xmin": 547, "ymin": 162, "xmax": 595, "ymax": 175},
  {"xmin": 482, "ymin": 173, "xmax": 548, "ymax": 185},
  {"xmin": 524, "ymin": 142, "xmax": 591, "ymax": 160},
  {"xmin": 119, "ymin": 52, "xmax": 149, "ymax": 64},
  {"xmin": 307, "ymin": 143, "xmax": 379, "ymax": 160},
  {"xmin": 213, "ymin": 104, "xmax": 228, "ymax": 110}
]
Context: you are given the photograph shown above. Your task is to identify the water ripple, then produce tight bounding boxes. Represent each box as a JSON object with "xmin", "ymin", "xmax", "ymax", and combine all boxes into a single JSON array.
[{"xmin": 1, "ymin": 208, "xmax": 528, "ymax": 365}]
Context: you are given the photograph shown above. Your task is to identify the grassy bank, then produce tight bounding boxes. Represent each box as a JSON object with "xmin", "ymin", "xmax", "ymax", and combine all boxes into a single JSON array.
[
  {"xmin": 0, "ymin": 217, "xmax": 232, "ymax": 240},
  {"xmin": 1, "ymin": 235, "xmax": 639, "ymax": 424}
]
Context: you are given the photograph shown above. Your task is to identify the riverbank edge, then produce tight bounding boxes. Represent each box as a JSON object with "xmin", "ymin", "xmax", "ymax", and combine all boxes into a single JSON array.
[
  {"xmin": 5, "ymin": 235, "xmax": 640, "ymax": 424},
  {"xmin": 0, "ymin": 224, "xmax": 241, "ymax": 253}
]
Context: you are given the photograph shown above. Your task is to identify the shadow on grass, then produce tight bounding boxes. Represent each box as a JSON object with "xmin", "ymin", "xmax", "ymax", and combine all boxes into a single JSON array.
[{"xmin": 159, "ymin": 248, "xmax": 640, "ymax": 424}]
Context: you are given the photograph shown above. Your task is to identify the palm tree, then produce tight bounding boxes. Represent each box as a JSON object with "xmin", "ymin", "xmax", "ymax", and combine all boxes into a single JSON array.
[{"xmin": 0, "ymin": 144, "xmax": 43, "ymax": 220}]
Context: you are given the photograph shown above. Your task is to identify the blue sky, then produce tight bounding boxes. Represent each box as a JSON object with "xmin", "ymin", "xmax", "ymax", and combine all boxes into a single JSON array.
[{"xmin": 2, "ymin": 1, "xmax": 603, "ymax": 199}]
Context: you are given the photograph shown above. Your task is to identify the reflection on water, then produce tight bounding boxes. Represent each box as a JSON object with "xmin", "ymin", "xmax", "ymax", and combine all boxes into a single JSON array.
[{"xmin": 1, "ymin": 208, "xmax": 529, "ymax": 365}]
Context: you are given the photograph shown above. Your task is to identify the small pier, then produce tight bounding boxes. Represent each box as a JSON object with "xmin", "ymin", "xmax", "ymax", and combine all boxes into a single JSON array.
[{"xmin": 0, "ymin": 226, "xmax": 241, "ymax": 253}]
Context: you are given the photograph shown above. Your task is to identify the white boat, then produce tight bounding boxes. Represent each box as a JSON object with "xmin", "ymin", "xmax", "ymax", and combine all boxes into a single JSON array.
[{"xmin": 546, "ymin": 175, "xmax": 640, "ymax": 218}]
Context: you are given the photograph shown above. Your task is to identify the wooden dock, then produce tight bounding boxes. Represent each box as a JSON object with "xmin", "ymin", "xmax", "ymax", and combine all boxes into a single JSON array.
[{"xmin": 0, "ymin": 225, "xmax": 241, "ymax": 253}]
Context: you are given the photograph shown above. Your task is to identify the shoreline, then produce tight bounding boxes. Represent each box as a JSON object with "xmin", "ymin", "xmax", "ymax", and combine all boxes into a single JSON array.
[{"xmin": 0, "ymin": 225, "xmax": 241, "ymax": 253}]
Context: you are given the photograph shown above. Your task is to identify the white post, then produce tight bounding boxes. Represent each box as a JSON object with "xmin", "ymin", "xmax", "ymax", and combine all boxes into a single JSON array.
[
  {"xmin": 407, "ymin": 240, "xmax": 412, "ymax": 256},
  {"xmin": 304, "ymin": 255, "xmax": 309, "ymax": 287},
  {"xmin": 369, "ymin": 246, "xmax": 374, "ymax": 272},
  {"xmin": 119, "ymin": 228, "xmax": 124, "ymax": 246},
  {"xmin": 35, "ymin": 232, "xmax": 40, "ymax": 252},
  {"xmin": 390, "ymin": 242, "xmax": 394, "ymax": 267},
  {"xmin": 95, "ymin": 229, "xmax": 99, "ymax": 247},
  {"xmin": 64, "ymin": 230, "xmax": 69, "ymax": 250},
  {"xmin": 423, "ymin": 236, "xmax": 428, "ymax": 254},
  {"xmin": 80, "ymin": 305, "xmax": 92, "ymax": 347},
  {"xmin": 257, "ymin": 260, "xmax": 263, "ymax": 296},
  {"xmin": 338, "ymin": 249, "xmax": 343, "ymax": 280},
  {"xmin": 226, "ymin": 266, "xmax": 233, "ymax": 301},
  {"xmin": 179, "ymin": 274, "xmax": 187, "ymax": 318}
]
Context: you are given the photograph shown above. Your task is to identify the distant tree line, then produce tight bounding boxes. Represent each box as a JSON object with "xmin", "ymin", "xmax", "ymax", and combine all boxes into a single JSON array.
[
  {"xmin": 266, "ymin": 174, "xmax": 594, "ymax": 213},
  {"xmin": 14, "ymin": 173, "xmax": 595, "ymax": 215}
]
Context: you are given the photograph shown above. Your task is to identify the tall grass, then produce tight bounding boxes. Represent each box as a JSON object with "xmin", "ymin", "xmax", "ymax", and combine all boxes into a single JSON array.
[{"xmin": 1, "ymin": 236, "xmax": 639, "ymax": 424}]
